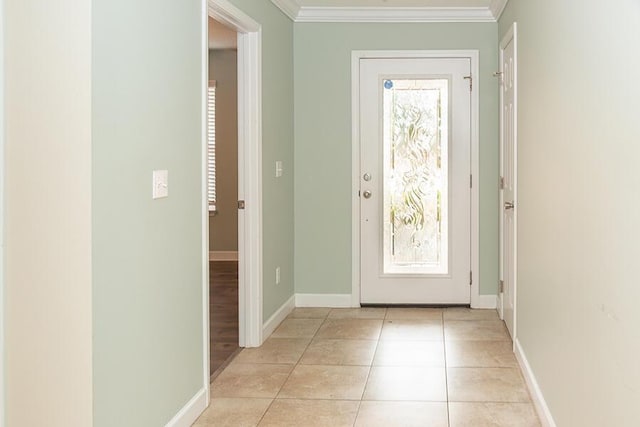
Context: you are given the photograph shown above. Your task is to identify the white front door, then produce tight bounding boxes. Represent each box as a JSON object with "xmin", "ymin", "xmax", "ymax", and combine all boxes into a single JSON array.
[
  {"xmin": 500, "ymin": 24, "xmax": 517, "ymax": 338},
  {"xmin": 359, "ymin": 57, "xmax": 472, "ymax": 304}
]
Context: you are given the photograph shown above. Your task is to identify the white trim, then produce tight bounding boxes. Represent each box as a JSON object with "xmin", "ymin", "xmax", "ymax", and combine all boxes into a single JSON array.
[
  {"xmin": 350, "ymin": 52, "xmax": 361, "ymax": 309},
  {"xmin": 200, "ymin": 0, "xmax": 211, "ymax": 408},
  {"xmin": 471, "ymin": 294, "xmax": 498, "ymax": 310},
  {"xmin": 489, "ymin": 0, "xmax": 509, "ymax": 20},
  {"xmin": 262, "ymin": 295, "xmax": 295, "ymax": 340},
  {"xmin": 270, "ymin": 1, "xmax": 510, "ymax": 22},
  {"xmin": 296, "ymin": 7, "xmax": 495, "ymax": 23},
  {"xmin": 351, "ymin": 50, "xmax": 482, "ymax": 308},
  {"xmin": 209, "ymin": 0, "xmax": 260, "ymax": 32},
  {"xmin": 498, "ymin": 22, "xmax": 518, "ymax": 341},
  {"xmin": 209, "ymin": 0, "xmax": 264, "ymax": 347},
  {"xmin": 239, "ymin": 29, "xmax": 264, "ymax": 348},
  {"xmin": 270, "ymin": 0, "xmax": 300, "ymax": 21},
  {"xmin": 511, "ymin": 22, "xmax": 519, "ymax": 346},
  {"xmin": 208, "ymin": 251, "xmax": 239, "ymax": 261},
  {"xmin": 0, "ymin": 0, "xmax": 5, "ymax": 423},
  {"xmin": 164, "ymin": 387, "xmax": 209, "ymax": 427},
  {"xmin": 515, "ymin": 339, "xmax": 557, "ymax": 427},
  {"xmin": 295, "ymin": 294, "xmax": 354, "ymax": 308},
  {"xmin": 467, "ymin": 50, "xmax": 482, "ymax": 310}
]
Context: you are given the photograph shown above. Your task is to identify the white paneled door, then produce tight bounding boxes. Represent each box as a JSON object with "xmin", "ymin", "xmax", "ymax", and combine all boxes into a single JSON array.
[
  {"xmin": 500, "ymin": 25, "xmax": 517, "ymax": 338},
  {"xmin": 359, "ymin": 57, "xmax": 472, "ymax": 304}
]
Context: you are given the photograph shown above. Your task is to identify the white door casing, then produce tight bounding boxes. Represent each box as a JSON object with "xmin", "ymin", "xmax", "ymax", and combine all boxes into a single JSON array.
[
  {"xmin": 0, "ymin": 0, "xmax": 4, "ymax": 423},
  {"xmin": 351, "ymin": 51, "xmax": 483, "ymax": 307},
  {"xmin": 499, "ymin": 23, "xmax": 518, "ymax": 339}
]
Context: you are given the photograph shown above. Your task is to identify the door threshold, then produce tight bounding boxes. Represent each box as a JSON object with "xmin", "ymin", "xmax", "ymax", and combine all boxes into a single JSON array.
[
  {"xmin": 209, "ymin": 347, "xmax": 242, "ymax": 384},
  {"xmin": 361, "ymin": 303, "xmax": 471, "ymax": 308}
]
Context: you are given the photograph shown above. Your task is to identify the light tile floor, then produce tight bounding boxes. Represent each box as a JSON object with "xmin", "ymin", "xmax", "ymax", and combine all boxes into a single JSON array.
[{"xmin": 194, "ymin": 307, "xmax": 541, "ymax": 427}]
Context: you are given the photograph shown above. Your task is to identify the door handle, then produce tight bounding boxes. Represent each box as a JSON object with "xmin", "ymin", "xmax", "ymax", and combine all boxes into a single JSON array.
[
  {"xmin": 363, "ymin": 190, "xmax": 372, "ymax": 199},
  {"xmin": 504, "ymin": 201, "xmax": 514, "ymax": 210}
]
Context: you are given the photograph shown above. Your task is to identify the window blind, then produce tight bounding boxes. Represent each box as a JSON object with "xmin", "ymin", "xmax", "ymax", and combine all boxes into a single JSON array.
[{"xmin": 207, "ymin": 80, "xmax": 217, "ymax": 211}]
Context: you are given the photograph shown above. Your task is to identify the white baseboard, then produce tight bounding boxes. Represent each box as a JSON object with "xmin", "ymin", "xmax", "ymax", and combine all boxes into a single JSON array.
[
  {"xmin": 165, "ymin": 387, "xmax": 208, "ymax": 427},
  {"xmin": 262, "ymin": 294, "xmax": 295, "ymax": 339},
  {"xmin": 295, "ymin": 293, "xmax": 353, "ymax": 308},
  {"xmin": 471, "ymin": 294, "xmax": 498, "ymax": 309},
  {"xmin": 514, "ymin": 339, "xmax": 557, "ymax": 427},
  {"xmin": 209, "ymin": 251, "xmax": 238, "ymax": 261}
]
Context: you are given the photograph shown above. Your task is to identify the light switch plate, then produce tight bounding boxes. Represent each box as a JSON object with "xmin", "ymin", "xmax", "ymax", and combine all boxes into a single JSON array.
[
  {"xmin": 275, "ymin": 161, "xmax": 283, "ymax": 178},
  {"xmin": 152, "ymin": 170, "xmax": 169, "ymax": 199}
]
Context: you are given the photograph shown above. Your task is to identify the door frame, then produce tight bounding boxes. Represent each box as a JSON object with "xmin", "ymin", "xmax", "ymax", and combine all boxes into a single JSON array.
[
  {"xmin": 205, "ymin": 0, "xmax": 264, "ymax": 393},
  {"xmin": 498, "ymin": 23, "xmax": 518, "ymax": 339},
  {"xmin": 351, "ymin": 50, "xmax": 484, "ymax": 308},
  {"xmin": 0, "ymin": 0, "xmax": 5, "ymax": 423}
]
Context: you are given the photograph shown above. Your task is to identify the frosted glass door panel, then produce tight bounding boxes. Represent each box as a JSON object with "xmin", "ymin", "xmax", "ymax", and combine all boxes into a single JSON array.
[{"xmin": 382, "ymin": 79, "xmax": 449, "ymax": 275}]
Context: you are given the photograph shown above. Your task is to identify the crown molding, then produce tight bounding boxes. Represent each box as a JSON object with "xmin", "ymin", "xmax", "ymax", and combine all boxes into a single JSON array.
[
  {"xmin": 210, "ymin": 0, "xmax": 261, "ymax": 32},
  {"xmin": 489, "ymin": 0, "xmax": 509, "ymax": 20},
  {"xmin": 271, "ymin": 0, "xmax": 301, "ymax": 21},
  {"xmin": 271, "ymin": 1, "xmax": 510, "ymax": 23},
  {"xmin": 297, "ymin": 7, "xmax": 495, "ymax": 23}
]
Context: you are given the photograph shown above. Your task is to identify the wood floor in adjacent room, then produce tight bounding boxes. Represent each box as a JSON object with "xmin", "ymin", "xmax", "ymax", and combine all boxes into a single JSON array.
[{"xmin": 210, "ymin": 261, "xmax": 239, "ymax": 378}]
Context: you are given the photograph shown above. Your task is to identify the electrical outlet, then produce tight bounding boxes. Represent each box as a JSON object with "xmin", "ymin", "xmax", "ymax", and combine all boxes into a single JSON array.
[
  {"xmin": 275, "ymin": 161, "xmax": 283, "ymax": 178},
  {"xmin": 275, "ymin": 267, "xmax": 281, "ymax": 285}
]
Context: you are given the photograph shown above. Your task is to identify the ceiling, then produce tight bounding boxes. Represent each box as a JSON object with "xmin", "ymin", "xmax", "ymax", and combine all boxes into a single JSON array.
[
  {"xmin": 271, "ymin": 0, "xmax": 508, "ymax": 22},
  {"xmin": 208, "ymin": 17, "xmax": 237, "ymax": 50}
]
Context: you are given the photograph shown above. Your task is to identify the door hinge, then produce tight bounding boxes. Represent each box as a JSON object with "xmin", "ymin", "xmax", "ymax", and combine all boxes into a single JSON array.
[
  {"xmin": 470, "ymin": 271, "xmax": 473, "ymax": 286},
  {"xmin": 464, "ymin": 75, "xmax": 473, "ymax": 91},
  {"xmin": 238, "ymin": 200, "xmax": 245, "ymax": 210},
  {"xmin": 499, "ymin": 280, "xmax": 504, "ymax": 293},
  {"xmin": 499, "ymin": 176, "xmax": 505, "ymax": 190},
  {"xmin": 470, "ymin": 175, "xmax": 473, "ymax": 188}
]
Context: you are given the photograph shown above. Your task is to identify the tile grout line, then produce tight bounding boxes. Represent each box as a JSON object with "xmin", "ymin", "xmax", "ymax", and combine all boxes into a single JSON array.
[
  {"xmin": 352, "ymin": 399, "xmax": 363, "ymax": 426},
  {"xmin": 254, "ymin": 309, "xmax": 330, "ymax": 426},
  {"xmin": 254, "ymin": 398, "xmax": 275, "ymax": 427},
  {"xmin": 352, "ymin": 307, "xmax": 386, "ymax": 426},
  {"xmin": 443, "ymin": 310, "xmax": 452, "ymax": 427}
]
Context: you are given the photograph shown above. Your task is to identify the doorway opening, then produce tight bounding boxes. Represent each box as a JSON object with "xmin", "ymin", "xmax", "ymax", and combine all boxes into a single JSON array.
[
  {"xmin": 203, "ymin": 0, "xmax": 263, "ymax": 391},
  {"xmin": 208, "ymin": 16, "xmax": 240, "ymax": 378}
]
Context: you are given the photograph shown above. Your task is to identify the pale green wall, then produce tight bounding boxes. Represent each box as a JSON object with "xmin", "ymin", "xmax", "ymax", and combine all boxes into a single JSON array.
[
  {"xmin": 92, "ymin": 0, "xmax": 204, "ymax": 425},
  {"xmin": 227, "ymin": 0, "xmax": 295, "ymax": 321},
  {"xmin": 294, "ymin": 23, "xmax": 499, "ymax": 296},
  {"xmin": 209, "ymin": 49, "xmax": 239, "ymax": 252},
  {"xmin": 499, "ymin": 1, "xmax": 640, "ymax": 425}
]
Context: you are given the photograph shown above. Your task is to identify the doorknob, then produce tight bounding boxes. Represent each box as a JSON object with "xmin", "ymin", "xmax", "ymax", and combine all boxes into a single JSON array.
[
  {"xmin": 504, "ymin": 201, "xmax": 514, "ymax": 210},
  {"xmin": 363, "ymin": 190, "xmax": 372, "ymax": 199}
]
